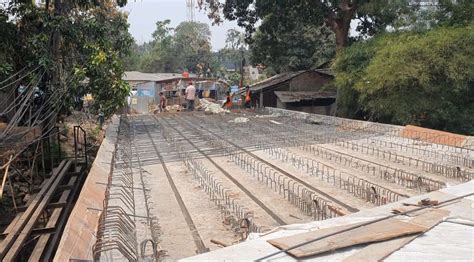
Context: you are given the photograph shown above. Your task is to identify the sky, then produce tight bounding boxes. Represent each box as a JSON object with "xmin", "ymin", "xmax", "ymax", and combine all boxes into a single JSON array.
[{"xmin": 122, "ymin": 0, "xmax": 240, "ymax": 50}]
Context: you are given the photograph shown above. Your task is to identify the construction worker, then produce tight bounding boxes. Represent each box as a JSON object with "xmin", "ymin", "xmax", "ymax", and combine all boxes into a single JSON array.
[
  {"xmin": 185, "ymin": 81, "xmax": 196, "ymax": 111},
  {"xmin": 244, "ymin": 85, "xmax": 252, "ymax": 109},
  {"xmin": 222, "ymin": 91, "xmax": 233, "ymax": 109},
  {"xmin": 159, "ymin": 92, "xmax": 167, "ymax": 112}
]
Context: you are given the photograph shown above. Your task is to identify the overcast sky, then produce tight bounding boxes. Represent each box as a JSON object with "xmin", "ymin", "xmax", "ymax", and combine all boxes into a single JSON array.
[{"xmin": 122, "ymin": 0, "xmax": 240, "ymax": 50}]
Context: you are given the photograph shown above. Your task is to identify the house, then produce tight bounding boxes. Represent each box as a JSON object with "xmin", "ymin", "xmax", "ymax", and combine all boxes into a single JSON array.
[{"xmin": 247, "ymin": 69, "xmax": 336, "ymax": 115}]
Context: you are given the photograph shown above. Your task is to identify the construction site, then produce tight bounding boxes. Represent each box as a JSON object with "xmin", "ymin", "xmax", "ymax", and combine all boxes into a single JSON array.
[
  {"xmin": 1, "ymin": 0, "xmax": 473, "ymax": 261},
  {"xmin": 5, "ymin": 107, "xmax": 464, "ymax": 261}
]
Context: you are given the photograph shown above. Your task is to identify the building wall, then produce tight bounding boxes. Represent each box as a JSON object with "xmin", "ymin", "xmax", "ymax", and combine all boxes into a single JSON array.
[
  {"xmin": 129, "ymin": 96, "xmax": 154, "ymax": 114},
  {"xmin": 289, "ymin": 71, "xmax": 333, "ymax": 92},
  {"xmin": 285, "ymin": 105, "xmax": 334, "ymax": 115},
  {"xmin": 259, "ymin": 83, "xmax": 290, "ymax": 108},
  {"xmin": 258, "ymin": 71, "xmax": 334, "ymax": 109}
]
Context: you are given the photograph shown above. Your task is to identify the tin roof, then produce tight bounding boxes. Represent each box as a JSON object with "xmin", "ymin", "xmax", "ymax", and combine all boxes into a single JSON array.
[
  {"xmin": 248, "ymin": 69, "xmax": 334, "ymax": 93},
  {"xmin": 123, "ymin": 71, "xmax": 198, "ymax": 82}
]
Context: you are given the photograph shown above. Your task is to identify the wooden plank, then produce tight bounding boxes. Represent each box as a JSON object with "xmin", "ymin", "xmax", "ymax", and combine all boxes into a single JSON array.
[
  {"xmin": 1, "ymin": 160, "xmax": 71, "ymax": 261},
  {"xmin": 0, "ymin": 180, "xmax": 49, "ymax": 240},
  {"xmin": 342, "ymin": 209, "xmax": 450, "ymax": 262},
  {"xmin": 28, "ymin": 176, "xmax": 77, "ymax": 261},
  {"xmin": 42, "ymin": 164, "xmax": 86, "ymax": 261},
  {"xmin": 16, "ymin": 201, "xmax": 68, "ymax": 212},
  {"xmin": 267, "ymin": 219, "xmax": 427, "ymax": 258},
  {"xmin": 0, "ymin": 161, "xmax": 66, "ymax": 258}
]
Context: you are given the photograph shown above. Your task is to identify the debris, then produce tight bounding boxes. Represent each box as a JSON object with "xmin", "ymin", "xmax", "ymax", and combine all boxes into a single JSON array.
[
  {"xmin": 304, "ymin": 118, "xmax": 322, "ymax": 125},
  {"xmin": 228, "ymin": 117, "xmax": 249, "ymax": 123},
  {"xmin": 289, "ymin": 214, "xmax": 302, "ymax": 220},
  {"xmin": 254, "ymin": 113, "xmax": 281, "ymax": 118},
  {"xmin": 418, "ymin": 198, "xmax": 439, "ymax": 206},
  {"xmin": 211, "ymin": 239, "xmax": 229, "ymax": 247},
  {"xmin": 269, "ymin": 120, "xmax": 281, "ymax": 125}
]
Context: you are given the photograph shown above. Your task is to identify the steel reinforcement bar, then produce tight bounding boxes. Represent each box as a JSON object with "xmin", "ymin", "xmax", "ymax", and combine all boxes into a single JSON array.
[
  {"xmin": 178, "ymin": 115, "xmax": 359, "ymax": 213},
  {"xmin": 93, "ymin": 115, "xmax": 138, "ymax": 261},
  {"xmin": 154, "ymin": 118, "xmax": 265, "ymax": 236},
  {"xmin": 155, "ymin": 116, "xmax": 287, "ymax": 226},
  {"xmin": 137, "ymin": 118, "xmax": 208, "ymax": 254}
]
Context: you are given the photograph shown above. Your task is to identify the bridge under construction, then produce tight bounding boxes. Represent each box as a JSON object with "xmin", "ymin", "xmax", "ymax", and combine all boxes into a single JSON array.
[{"xmin": 2, "ymin": 108, "xmax": 473, "ymax": 261}]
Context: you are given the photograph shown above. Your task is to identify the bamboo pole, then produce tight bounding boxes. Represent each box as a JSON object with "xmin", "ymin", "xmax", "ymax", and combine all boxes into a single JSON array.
[{"xmin": 0, "ymin": 155, "xmax": 13, "ymax": 200}]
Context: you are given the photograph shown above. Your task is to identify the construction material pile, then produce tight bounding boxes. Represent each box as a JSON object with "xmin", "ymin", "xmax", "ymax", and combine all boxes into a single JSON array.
[
  {"xmin": 199, "ymin": 99, "xmax": 229, "ymax": 115},
  {"xmin": 165, "ymin": 105, "xmax": 184, "ymax": 113}
]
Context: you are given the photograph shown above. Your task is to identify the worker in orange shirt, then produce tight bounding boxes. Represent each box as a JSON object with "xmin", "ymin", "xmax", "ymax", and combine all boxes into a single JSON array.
[
  {"xmin": 244, "ymin": 86, "xmax": 252, "ymax": 109},
  {"xmin": 222, "ymin": 91, "xmax": 233, "ymax": 109}
]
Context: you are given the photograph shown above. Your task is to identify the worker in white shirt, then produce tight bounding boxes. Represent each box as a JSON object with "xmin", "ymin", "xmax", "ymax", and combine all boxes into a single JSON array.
[{"xmin": 185, "ymin": 81, "xmax": 196, "ymax": 111}]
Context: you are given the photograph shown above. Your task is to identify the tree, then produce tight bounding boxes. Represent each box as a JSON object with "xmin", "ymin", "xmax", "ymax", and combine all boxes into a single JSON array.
[
  {"xmin": 135, "ymin": 20, "xmax": 214, "ymax": 75},
  {"xmin": 173, "ymin": 21, "xmax": 213, "ymax": 74},
  {"xmin": 251, "ymin": 22, "xmax": 335, "ymax": 74},
  {"xmin": 225, "ymin": 29, "xmax": 246, "ymax": 50},
  {"xmin": 333, "ymin": 23, "xmax": 474, "ymax": 135},
  {"xmin": 199, "ymin": 0, "xmax": 414, "ymax": 50},
  {"xmin": 140, "ymin": 19, "xmax": 177, "ymax": 72},
  {"xmin": 1, "ymin": 0, "xmax": 133, "ymax": 116},
  {"xmin": 218, "ymin": 29, "xmax": 248, "ymax": 72}
]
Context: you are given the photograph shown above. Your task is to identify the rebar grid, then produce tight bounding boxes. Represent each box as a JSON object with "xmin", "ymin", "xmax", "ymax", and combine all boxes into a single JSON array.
[
  {"xmin": 188, "ymin": 114, "xmax": 448, "ymax": 192},
  {"xmin": 169, "ymin": 116, "xmax": 344, "ymax": 220},
  {"xmin": 154, "ymin": 117, "xmax": 263, "ymax": 237}
]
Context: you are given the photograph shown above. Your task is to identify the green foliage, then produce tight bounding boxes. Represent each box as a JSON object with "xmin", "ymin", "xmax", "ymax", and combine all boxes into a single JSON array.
[
  {"xmin": 251, "ymin": 23, "xmax": 335, "ymax": 74},
  {"xmin": 435, "ymin": 0, "xmax": 474, "ymax": 26},
  {"xmin": 0, "ymin": 11, "xmax": 17, "ymax": 80},
  {"xmin": 201, "ymin": 0, "xmax": 415, "ymax": 49},
  {"xmin": 173, "ymin": 21, "xmax": 213, "ymax": 73},
  {"xmin": 62, "ymin": 2, "xmax": 133, "ymax": 116},
  {"xmin": 0, "ymin": 1, "xmax": 133, "ymax": 117},
  {"xmin": 333, "ymin": 23, "xmax": 474, "ymax": 135},
  {"xmin": 130, "ymin": 21, "xmax": 214, "ymax": 75},
  {"xmin": 226, "ymin": 72, "xmax": 241, "ymax": 86}
]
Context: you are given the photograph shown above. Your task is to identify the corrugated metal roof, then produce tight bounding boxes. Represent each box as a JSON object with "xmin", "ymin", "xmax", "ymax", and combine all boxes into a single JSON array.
[
  {"xmin": 249, "ymin": 70, "xmax": 306, "ymax": 92},
  {"xmin": 123, "ymin": 71, "xmax": 199, "ymax": 82},
  {"xmin": 248, "ymin": 69, "xmax": 334, "ymax": 93},
  {"xmin": 181, "ymin": 180, "xmax": 474, "ymax": 261},
  {"xmin": 274, "ymin": 91, "xmax": 337, "ymax": 103},
  {"xmin": 123, "ymin": 71, "xmax": 180, "ymax": 82}
]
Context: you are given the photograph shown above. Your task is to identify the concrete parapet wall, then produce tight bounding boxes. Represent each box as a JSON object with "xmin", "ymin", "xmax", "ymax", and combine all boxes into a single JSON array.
[
  {"xmin": 54, "ymin": 115, "xmax": 120, "ymax": 261},
  {"xmin": 265, "ymin": 107, "xmax": 472, "ymax": 149},
  {"xmin": 401, "ymin": 125, "xmax": 467, "ymax": 147},
  {"xmin": 265, "ymin": 107, "xmax": 402, "ymax": 135}
]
